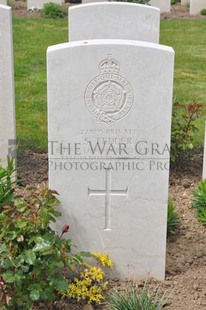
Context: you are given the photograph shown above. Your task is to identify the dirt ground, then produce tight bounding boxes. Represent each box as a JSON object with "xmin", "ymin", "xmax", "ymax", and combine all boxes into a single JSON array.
[{"xmin": 13, "ymin": 2, "xmax": 206, "ymax": 309}]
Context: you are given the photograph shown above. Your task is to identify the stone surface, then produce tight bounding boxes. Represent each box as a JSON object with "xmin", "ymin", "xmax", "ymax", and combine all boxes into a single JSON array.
[
  {"xmin": 69, "ymin": 3, "xmax": 160, "ymax": 43},
  {"xmin": 47, "ymin": 39, "xmax": 174, "ymax": 280},
  {"xmin": 27, "ymin": 0, "xmax": 62, "ymax": 10},
  {"xmin": 0, "ymin": 5, "xmax": 16, "ymax": 164},
  {"xmin": 0, "ymin": 0, "xmax": 7, "ymax": 5},
  {"xmin": 150, "ymin": 0, "xmax": 170, "ymax": 12},
  {"xmin": 190, "ymin": 0, "xmax": 206, "ymax": 14}
]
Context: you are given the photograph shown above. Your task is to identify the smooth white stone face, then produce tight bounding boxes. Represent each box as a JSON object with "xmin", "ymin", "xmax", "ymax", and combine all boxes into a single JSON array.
[
  {"xmin": 203, "ymin": 122, "xmax": 206, "ymax": 179},
  {"xmin": 190, "ymin": 0, "xmax": 206, "ymax": 14},
  {"xmin": 27, "ymin": 0, "xmax": 62, "ymax": 10},
  {"xmin": 47, "ymin": 40, "xmax": 174, "ymax": 280},
  {"xmin": 150, "ymin": 0, "xmax": 170, "ymax": 12},
  {"xmin": 0, "ymin": 5, "xmax": 16, "ymax": 164},
  {"xmin": 69, "ymin": 3, "xmax": 160, "ymax": 43},
  {"xmin": 0, "ymin": 0, "xmax": 7, "ymax": 5}
]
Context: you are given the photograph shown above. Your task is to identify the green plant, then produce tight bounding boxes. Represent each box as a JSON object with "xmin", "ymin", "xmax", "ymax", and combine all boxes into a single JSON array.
[
  {"xmin": 167, "ymin": 199, "xmax": 180, "ymax": 236},
  {"xmin": 0, "ymin": 157, "xmax": 16, "ymax": 210},
  {"xmin": 171, "ymin": 0, "xmax": 180, "ymax": 5},
  {"xmin": 107, "ymin": 283, "xmax": 169, "ymax": 310},
  {"xmin": 61, "ymin": 252, "xmax": 113, "ymax": 304},
  {"xmin": 0, "ymin": 160, "xmax": 86, "ymax": 309},
  {"xmin": 171, "ymin": 101, "xmax": 203, "ymax": 164},
  {"xmin": 192, "ymin": 180, "xmax": 206, "ymax": 225},
  {"xmin": 200, "ymin": 8, "xmax": 206, "ymax": 15},
  {"xmin": 42, "ymin": 3, "xmax": 66, "ymax": 19}
]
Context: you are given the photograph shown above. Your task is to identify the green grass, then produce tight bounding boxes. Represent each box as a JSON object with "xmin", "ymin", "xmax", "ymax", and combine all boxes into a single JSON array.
[
  {"xmin": 13, "ymin": 17, "xmax": 67, "ymax": 150},
  {"xmin": 13, "ymin": 18, "xmax": 206, "ymax": 151},
  {"xmin": 160, "ymin": 19, "xmax": 206, "ymax": 146}
]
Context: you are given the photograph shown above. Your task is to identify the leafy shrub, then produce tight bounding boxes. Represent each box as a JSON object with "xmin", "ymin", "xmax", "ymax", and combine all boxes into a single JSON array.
[
  {"xmin": 171, "ymin": 101, "xmax": 203, "ymax": 164},
  {"xmin": 0, "ymin": 157, "xmax": 16, "ymax": 210},
  {"xmin": 42, "ymin": 3, "xmax": 66, "ymax": 19},
  {"xmin": 192, "ymin": 180, "xmax": 206, "ymax": 225},
  {"xmin": 107, "ymin": 283, "xmax": 169, "ymax": 310},
  {"xmin": 116, "ymin": 0, "xmax": 150, "ymax": 4},
  {"xmin": 200, "ymin": 8, "xmax": 206, "ymax": 15},
  {"xmin": 167, "ymin": 199, "xmax": 180, "ymax": 236},
  {"xmin": 0, "ymin": 159, "xmax": 112, "ymax": 308},
  {"xmin": 0, "ymin": 160, "xmax": 86, "ymax": 308}
]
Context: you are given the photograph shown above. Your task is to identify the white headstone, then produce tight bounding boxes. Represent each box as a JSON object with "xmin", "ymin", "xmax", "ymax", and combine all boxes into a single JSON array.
[
  {"xmin": 0, "ymin": 5, "xmax": 16, "ymax": 164},
  {"xmin": 0, "ymin": 0, "xmax": 7, "ymax": 5},
  {"xmin": 69, "ymin": 3, "xmax": 160, "ymax": 43},
  {"xmin": 48, "ymin": 39, "xmax": 174, "ymax": 280},
  {"xmin": 27, "ymin": 0, "xmax": 62, "ymax": 10},
  {"xmin": 190, "ymin": 0, "xmax": 206, "ymax": 14},
  {"xmin": 150, "ymin": 0, "xmax": 170, "ymax": 12},
  {"xmin": 203, "ymin": 122, "xmax": 206, "ymax": 179}
]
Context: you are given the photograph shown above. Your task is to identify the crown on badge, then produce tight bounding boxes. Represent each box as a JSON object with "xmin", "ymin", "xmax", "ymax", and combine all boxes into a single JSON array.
[{"xmin": 99, "ymin": 54, "xmax": 120, "ymax": 74}]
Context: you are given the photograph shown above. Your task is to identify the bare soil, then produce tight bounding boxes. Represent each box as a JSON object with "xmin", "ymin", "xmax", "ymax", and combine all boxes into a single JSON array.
[{"xmin": 14, "ymin": 2, "xmax": 206, "ymax": 309}]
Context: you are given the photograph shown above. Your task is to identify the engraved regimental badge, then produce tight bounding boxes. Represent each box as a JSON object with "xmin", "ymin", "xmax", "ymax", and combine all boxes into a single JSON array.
[{"xmin": 84, "ymin": 54, "xmax": 134, "ymax": 125}]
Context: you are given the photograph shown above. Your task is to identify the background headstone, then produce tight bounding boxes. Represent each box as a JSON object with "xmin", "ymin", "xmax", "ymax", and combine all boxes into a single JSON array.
[
  {"xmin": 0, "ymin": 0, "xmax": 7, "ymax": 5},
  {"xmin": 0, "ymin": 5, "xmax": 16, "ymax": 164},
  {"xmin": 69, "ymin": 3, "xmax": 160, "ymax": 43},
  {"xmin": 48, "ymin": 39, "xmax": 174, "ymax": 280},
  {"xmin": 190, "ymin": 0, "xmax": 206, "ymax": 14},
  {"xmin": 27, "ymin": 0, "xmax": 62, "ymax": 10},
  {"xmin": 149, "ymin": 0, "xmax": 170, "ymax": 12}
]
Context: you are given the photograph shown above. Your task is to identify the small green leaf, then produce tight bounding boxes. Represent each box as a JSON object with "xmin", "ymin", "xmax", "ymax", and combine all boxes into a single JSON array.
[
  {"xmin": 33, "ymin": 239, "xmax": 52, "ymax": 253},
  {"xmin": 54, "ymin": 279, "xmax": 68, "ymax": 292},
  {"xmin": 16, "ymin": 219, "xmax": 27, "ymax": 229},
  {"xmin": 2, "ymin": 272, "xmax": 15, "ymax": 283},
  {"xmin": 24, "ymin": 250, "xmax": 36, "ymax": 265},
  {"xmin": 79, "ymin": 251, "xmax": 92, "ymax": 257},
  {"xmin": 7, "ymin": 231, "xmax": 17, "ymax": 240},
  {"xmin": 30, "ymin": 289, "xmax": 40, "ymax": 301}
]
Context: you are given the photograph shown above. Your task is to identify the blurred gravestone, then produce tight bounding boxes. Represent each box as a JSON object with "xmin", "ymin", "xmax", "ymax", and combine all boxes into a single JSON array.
[
  {"xmin": 0, "ymin": 5, "xmax": 16, "ymax": 164},
  {"xmin": 150, "ymin": 0, "xmax": 170, "ymax": 12},
  {"xmin": 190, "ymin": 0, "xmax": 206, "ymax": 14},
  {"xmin": 69, "ymin": 2, "xmax": 160, "ymax": 43},
  {"xmin": 27, "ymin": 0, "xmax": 62, "ymax": 10}
]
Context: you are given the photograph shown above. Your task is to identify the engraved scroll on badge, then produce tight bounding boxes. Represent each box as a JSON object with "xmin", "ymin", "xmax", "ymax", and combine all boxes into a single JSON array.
[{"xmin": 84, "ymin": 54, "xmax": 134, "ymax": 125}]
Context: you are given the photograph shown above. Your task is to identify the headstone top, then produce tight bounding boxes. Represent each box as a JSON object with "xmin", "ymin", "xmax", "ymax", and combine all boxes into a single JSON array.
[
  {"xmin": 0, "ymin": 3, "xmax": 10, "ymax": 9},
  {"xmin": 71, "ymin": 2, "xmax": 160, "ymax": 12},
  {"xmin": 48, "ymin": 39, "xmax": 173, "ymax": 53},
  {"xmin": 69, "ymin": 3, "xmax": 160, "ymax": 43}
]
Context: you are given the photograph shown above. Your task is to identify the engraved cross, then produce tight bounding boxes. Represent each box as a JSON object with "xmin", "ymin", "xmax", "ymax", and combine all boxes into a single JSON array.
[{"xmin": 88, "ymin": 169, "xmax": 128, "ymax": 230}]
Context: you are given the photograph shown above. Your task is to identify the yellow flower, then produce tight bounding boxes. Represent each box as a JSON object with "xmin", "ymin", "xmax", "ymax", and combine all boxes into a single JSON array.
[{"xmin": 92, "ymin": 252, "xmax": 113, "ymax": 268}]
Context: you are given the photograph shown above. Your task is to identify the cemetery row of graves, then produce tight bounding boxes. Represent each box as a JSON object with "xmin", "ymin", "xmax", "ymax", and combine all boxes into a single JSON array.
[
  {"xmin": 0, "ymin": 1, "xmax": 206, "ymax": 309},
  {"xmin": 2, "ymin": 0, "xmax": 206, "ymax": 15}
]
